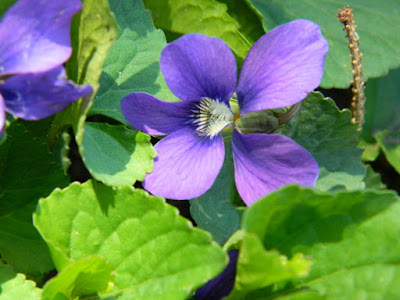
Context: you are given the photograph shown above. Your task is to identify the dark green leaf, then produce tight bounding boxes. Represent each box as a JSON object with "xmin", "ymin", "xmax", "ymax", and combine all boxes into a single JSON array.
[
  {"xmin": 362, "ymin": 67, "xmax": 400, "ymax": 171},
  {"xmin": 81, "ymin": 122, "xmax": 156, "ymax": 186},
  {"xmin": 282, "ymin": 92, "xmax": 366, "ymax": 191},
  {"xmin": 90, "ymin": 0, "xmax": 177, "ymax": 124},
  {"xmin": 0, "ymin": 122, "xmax": 67, "ymax": 275}
]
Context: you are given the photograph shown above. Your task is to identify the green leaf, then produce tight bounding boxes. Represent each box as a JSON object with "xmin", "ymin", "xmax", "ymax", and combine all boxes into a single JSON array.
[
  {"xmin": 217, "ymin": 0, "xmax": 265, "ymax": 45},
  {"xmin": 89, "ymin": 0, "xmax": 177, "ymax": 124},
  {"xmin": 376, "ymin": 130, "xmax": 400, "ymax": 173},
  {"xmin": 42, "ymin": 256, "xmax": 114, "ymax": 300},
  {"xmin": 275, "ymin": 291, "xmax": 326, "ymax": 300},
  {"xmin": 0, "ymin": 122, "xmax": 67, "ymax": 275},
  {"xmin": 362, "ymin": 67, "xmax": 400, "ymax": 171},
  {"xmin": 360, "ymin": 139, "xmax": 380, "ymax": 162},
  {"xmin": 190, "ymin": 143, "xmax": 244, "ymax": 245},
  {"xmin": 363, "ymin": 67, "xmax": 400, "ymax": 137},
  {"xmin": 143, "ymin": 0, "xmax": 251, "ymax": 61},
  {"xmin": 0, "ymin": 264, "xmax": 41, "ymax": 300},
  {"xmin": 227, "ymin": 233, "xmax": 311, "ymax": 299},
  {"xmin": 0, "ymin": 122, "xmax": 68, "ymax": 214},
  {"xmin": 34, "ymin": 181, "xmax": 226, "ymax": 299},
  {"xmin": 81, "ymin": 122, "xmax": 156, "ymax": 186},
  {"xmin": 242, "ymin": 186, "xmax": 400, "ymax": 298},
  {"xmin": 0, "ymin": 0, "xmax": 17, "ymax": 16},
  {"xmin": 0, "ymin": 201, "xmax": 54, "ymax": 277},
  {"xmin": 248, "ymin": 0, "xmax": 400, "ymax": 88},
  {"xmin": 52, "ymin": 0, "xmax": 117, "ymax": 146},
  {"xmin": 282, "ymin": 92, "xmax": 366, "ymax": 191},
  {"xmin": 363, "ymin": 165, "xmax": 386, "ymax": 190},
  {"xmin": 308, "ymin": 264, "xmax": 400, "ymax": 299}
]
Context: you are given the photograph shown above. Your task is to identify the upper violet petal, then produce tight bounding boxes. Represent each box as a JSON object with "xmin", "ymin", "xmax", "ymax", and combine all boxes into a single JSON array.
[
  {"xmin": 161, "ymin": 33, "xmax": 237, "ymax": 103},
  {"xmin": 232, "ymin": 130, "xmax": 319, "ymax": 206},
  {"xmin": 121, "ymin": 92, "xmax": 192, "ymax": 136},
  {"xmin": 0, "ymin": 0, "xmax": 81, "ymax": 76},
  {"xmin": 143, "ymin": 127, "xmax": 225, "ymax": 200},
  {"xmin": 2, "ymin": 66, "xmax": 92, "ymax": 120},
  {"xmin": 237, "ymin": 19, "xmax": 329, "ymax": 114}
]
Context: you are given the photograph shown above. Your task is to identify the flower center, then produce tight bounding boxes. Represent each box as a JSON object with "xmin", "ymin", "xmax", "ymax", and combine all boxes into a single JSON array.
[{"xmin": 191, "ymin": 97, "xmax": 234, "ymax": 137}]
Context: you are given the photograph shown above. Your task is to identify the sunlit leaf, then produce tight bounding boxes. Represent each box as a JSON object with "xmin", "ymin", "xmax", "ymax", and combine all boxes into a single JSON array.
[{"xmin": 34, "ymin": 181, "xmax": 226, "ymax": 299}]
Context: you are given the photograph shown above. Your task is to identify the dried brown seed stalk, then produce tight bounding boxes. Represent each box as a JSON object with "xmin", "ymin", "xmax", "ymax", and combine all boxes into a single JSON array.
[{"xmin": 337, "ymin": 5, "xmax": 366, "ymax": 128}]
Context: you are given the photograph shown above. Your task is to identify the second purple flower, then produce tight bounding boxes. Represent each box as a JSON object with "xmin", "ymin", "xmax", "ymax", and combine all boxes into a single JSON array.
[{"xmin": 121, "ymin": 20, "xmax": 328, "ymax": 205}]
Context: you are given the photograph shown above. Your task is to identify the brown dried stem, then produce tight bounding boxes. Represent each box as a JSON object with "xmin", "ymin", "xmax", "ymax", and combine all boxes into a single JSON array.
[{"xmin": 337, "ymin": 6, "xmax": 366, "ymax": 128}]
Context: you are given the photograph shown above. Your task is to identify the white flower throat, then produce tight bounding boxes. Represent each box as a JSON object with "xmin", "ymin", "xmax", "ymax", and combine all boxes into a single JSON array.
[{"xmin": 191, "ymin": 97, "xmax": 234, "ymax": 137}]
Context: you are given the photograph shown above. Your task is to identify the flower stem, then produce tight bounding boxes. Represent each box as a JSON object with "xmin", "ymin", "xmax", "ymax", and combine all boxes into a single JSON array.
[{"xmin": 337, "ymin": 5, "xmax": 366, "ymax": 129}]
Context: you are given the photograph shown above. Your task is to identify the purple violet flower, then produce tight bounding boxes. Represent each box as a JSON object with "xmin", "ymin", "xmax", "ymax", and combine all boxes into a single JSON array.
[
  {"xmin": 195, "ymin": 250, "xmax": 239, "ymax": 300},
  {"xmin": 121, "ymin": 20, "xmax": 329, "ymax": 206},
  {"xmin": 0, "ymin": 0, "xmax": 92, "ymax": 133}
]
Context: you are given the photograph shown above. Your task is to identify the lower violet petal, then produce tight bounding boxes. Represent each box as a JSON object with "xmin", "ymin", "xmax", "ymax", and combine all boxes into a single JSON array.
[
  {"xmin": 232, "ymin": 130, "xmax": 319, "ymax": 206},
  {"xmin": 121, "ymin": 92, "xmax": 192, "ymax": 136},
  {"xmin": 1, "ymin": 66, "xmax": 92, "ymax": 120},
  {"xmin": 143, "ymin": 127, "xmax": 225, "ymax": 200},
  {"xmin": 195, "ymin": 250, "xmax": 239, "ymax": 300}
]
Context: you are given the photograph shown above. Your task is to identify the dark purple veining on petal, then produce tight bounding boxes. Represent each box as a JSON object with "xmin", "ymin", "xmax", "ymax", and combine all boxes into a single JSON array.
[
  {"xmin": 161, "ymin": 33, "xmax": 237, "ymax": 103},
  {"xmin": 237, "ymin": 19, "xmax": 329, "ymax": 114},
  {"xmin": 1, "ymin": 67, "xmax": 92, "ymax": 120},
  {"xmin": 232, "ymin": 130, "xmax": 319, "ymax": 206},
  {"xmin": 195, "ymin": 250, "xmax": 239, "ymax": 300},
  {"xmin": 121, "ymin": 92, "xmax": 193, "ymax": 136},
  {"xmin": 143, "ymin": 127, "xmax": 225, "ymax": 200}
]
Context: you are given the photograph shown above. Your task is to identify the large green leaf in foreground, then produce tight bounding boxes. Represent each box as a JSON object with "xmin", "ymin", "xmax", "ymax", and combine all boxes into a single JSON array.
[
  {"xmin": 248, "ymin": 0, "xmax": 400, "ymax": 88},
  {"xmin": 239, "ymin": 186, "xmax": 400, "ymax": 298},
  {"xmin": 227, "ymin": 233, "xmax": 311, "ymax": 299},
  {"xmin": 81, "ymin": 122, "xmax": 156, "ymax": 186},
  {"xmin": 282, "ymin": 92, "xmax": 366, "ymax": 191},
  {"xmin": 90, "ymin": 0, "xmax": 176, "ymax": 124},
  {"xmin": 34, "ymin": 181, "xmax": 226, "ymax": 299},
  {"xmin": 42, "ymin": 256, "xmax": 114, "ymax": 300}
]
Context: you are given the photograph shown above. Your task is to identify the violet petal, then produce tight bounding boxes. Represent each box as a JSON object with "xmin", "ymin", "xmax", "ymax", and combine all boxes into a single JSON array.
[
  {"xmin": 0, "ymin": 0, "xmax": 81, "ymax": 76},
  {"xmin": 237, "ymin": 19, "xmax": 329, "ymax": 114},
  {"xmin": 232, "ymin": 130, "xmax": 319, "ymax": 206},
  {"xmin": 143, "ymin": 127, "xmax": 225, "ymax": 200},
  {"xmin": 2, "ymin": 67, "xmax": 92, "ymax": 120},
  {"xmin": 121, "ymin": 92, "xmax": 192, "ymax": 136},
  {"xmin": 161, "ymin": 33, "xmax": 237, "ymax": 103},
  {"xmin": 195, "ymin": 250, "xmax": 239, "ymax": 300}
]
